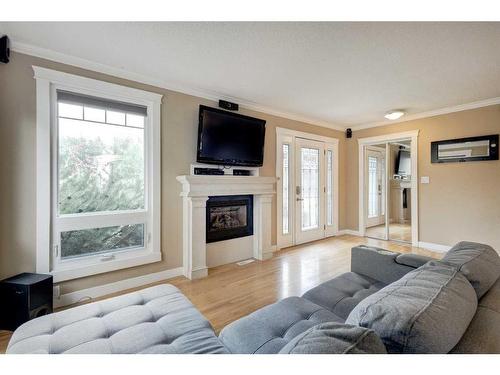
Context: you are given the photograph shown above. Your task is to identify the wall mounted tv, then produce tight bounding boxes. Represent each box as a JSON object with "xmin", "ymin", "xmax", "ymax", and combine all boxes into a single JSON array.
[{"xmin": 196, "ymin": 105, "xmax": 267, "ymax": 167}]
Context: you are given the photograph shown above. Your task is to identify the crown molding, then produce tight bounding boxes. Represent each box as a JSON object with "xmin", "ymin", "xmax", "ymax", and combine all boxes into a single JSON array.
[
  {"xmin": 11, "ymin": 41, "xmax": 500, "ymax": 133},
  {"xmin": 11, "ymin": 41, "xmax": 346, "ymax": 132},
  {"xmin": 352, "ymin": 96, "xmax": 500, "ymax": 131}
]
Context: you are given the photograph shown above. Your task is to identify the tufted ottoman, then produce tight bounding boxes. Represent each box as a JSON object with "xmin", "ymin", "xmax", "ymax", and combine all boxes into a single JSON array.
[{"xmin": 6, "ymin": 284, "xmax": 228, "ymax": 354}]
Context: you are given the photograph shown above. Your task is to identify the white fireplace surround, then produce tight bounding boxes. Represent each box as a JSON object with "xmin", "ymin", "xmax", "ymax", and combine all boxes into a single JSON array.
[{"xmin": 176, "ymin": 175, "xmax": 276, "ymax": 279}]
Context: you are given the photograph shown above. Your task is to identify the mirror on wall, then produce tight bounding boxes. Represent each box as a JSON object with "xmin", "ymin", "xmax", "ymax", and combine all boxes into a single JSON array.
[
  {"xmin": 363, "ymin": 140, "xmax": 412, "ymax": 244},
  {"xmin": 431, "ymin": 134, "xmax": 498, "ymax": 164},
  {"xmin": 388, "ymin": 141, "xmax": 411, "ymax": 243}
]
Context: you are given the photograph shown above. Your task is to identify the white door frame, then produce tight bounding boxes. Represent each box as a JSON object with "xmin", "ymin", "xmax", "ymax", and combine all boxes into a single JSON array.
[
  {"xmin": 276, "ymin": 127, "xmax": 339, "ymax": 250},
  {"xmin": 358, "ymin": 130, "xmax": 419, "ymax": 246}
]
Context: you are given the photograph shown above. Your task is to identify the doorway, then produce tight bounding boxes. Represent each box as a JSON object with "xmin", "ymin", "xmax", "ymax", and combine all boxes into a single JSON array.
[
  {"xmin": 358, "ymin": 131, "xmax": 419, "ymax": 246},
  {"xmin": 277, "ymin": 128, "xmax": 339, "ymax": 249}
]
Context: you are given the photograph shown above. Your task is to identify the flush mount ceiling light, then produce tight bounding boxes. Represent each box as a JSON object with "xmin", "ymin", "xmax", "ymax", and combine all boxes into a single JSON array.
[{"xmin": 384, "ymin": 110, "xmax": 406, "ymax": 120}]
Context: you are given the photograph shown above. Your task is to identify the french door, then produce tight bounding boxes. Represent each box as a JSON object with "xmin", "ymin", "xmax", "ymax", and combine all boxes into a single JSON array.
[
  {"xmin": 295, "ymin": 138, "xmax": 325, "ymax": 244},
  {"xmin": 277, "ymin": 129, "xmax": 338, "ymax": 249},
  {"xmin": 365, "ymin": 149, "xmax": 386, "ymax": 228}
]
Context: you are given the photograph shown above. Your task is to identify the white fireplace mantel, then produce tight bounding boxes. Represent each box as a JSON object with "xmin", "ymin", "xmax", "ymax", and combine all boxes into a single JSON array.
[{"xmin": 176, "ymin": 175, "xmax": 276, "ymax": 279}]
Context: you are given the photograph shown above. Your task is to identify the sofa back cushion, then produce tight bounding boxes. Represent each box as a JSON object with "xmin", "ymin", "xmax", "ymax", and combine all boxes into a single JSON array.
[
  {"xmin": 451, "ymin": 277, "xmax": 500, "ymax": 353},
  {"xmin": 439, "ymin": 241, "xmax": 500, "ymax": 299},
  {"xmin": 345, "ymin": 263, "xmax": 477, "ymax": 353},
  {"xmin": 278, "ymin": 322, "xmax": 387, "ymax": 354}
]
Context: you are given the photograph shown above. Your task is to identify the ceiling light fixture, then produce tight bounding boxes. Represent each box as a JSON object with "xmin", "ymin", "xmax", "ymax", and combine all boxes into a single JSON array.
[{"xmin": 384, "ymin": 110, "xmax": 405, "ymax": 120}]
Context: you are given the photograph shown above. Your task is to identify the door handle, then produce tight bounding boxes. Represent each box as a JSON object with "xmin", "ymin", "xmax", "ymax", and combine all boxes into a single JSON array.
[{"xmin": 296, "ymin": 198, "xmax": 304, "ymax": 201}]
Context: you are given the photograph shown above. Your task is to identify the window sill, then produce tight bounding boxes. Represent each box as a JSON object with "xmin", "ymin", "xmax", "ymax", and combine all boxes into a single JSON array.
[{"xmin": 50, "ymin": 250, "xmax": 162, "ymax": 283}]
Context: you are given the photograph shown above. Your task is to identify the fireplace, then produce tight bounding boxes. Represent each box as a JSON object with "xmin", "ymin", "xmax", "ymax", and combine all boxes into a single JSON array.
[{"xmin": 206, "ymin": 195, "xmax": 253, "ymax": 243}]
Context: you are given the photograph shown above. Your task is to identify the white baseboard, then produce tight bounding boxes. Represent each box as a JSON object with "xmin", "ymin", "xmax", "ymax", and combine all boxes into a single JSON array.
[
  {"xmin": 418, "ymin": 241, "xmax": 451, "ymax": 253},
  {"xmin": 337, "ymin": 229, "xmax": 362, "ymax": 237},
  {"xmin": 54, "ymin": 267, "xmax": 184, "ymax": 308}
]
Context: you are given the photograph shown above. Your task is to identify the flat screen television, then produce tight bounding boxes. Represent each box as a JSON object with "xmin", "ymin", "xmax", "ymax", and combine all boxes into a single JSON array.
[
  {"xmin": 196, "ymin": 105, "xmax": 266, "ymax": 167},
  {"xmin": 396, "ymin": 150, "xmax": 411, "ymax": 176}
]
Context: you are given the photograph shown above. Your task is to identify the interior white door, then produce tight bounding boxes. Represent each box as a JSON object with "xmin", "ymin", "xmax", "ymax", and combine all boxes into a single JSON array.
[
  {"xmin": 294, "ymin": 138, "xmax": 325, "ymax": 244},
  {"xmin": 366, "ymin": 149, "xmax": 386, "ymax": 228}
]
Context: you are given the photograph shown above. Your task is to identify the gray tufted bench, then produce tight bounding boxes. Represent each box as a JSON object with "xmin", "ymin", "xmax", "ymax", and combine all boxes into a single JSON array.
[{"xmin": 7, "ymin": 284, "xmax": 228, "ymax": 354}]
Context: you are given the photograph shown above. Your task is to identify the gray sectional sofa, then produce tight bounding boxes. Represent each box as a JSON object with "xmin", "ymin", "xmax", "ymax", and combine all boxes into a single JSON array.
[{"xmin": 6, "ymin": 241, "xmax": 500, "ymax": 354}]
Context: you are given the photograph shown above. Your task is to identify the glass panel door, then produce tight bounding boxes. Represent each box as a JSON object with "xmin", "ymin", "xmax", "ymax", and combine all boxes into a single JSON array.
[{"xmin": 295, "ymin": 138, "xmax": 325, "ymax": 244}]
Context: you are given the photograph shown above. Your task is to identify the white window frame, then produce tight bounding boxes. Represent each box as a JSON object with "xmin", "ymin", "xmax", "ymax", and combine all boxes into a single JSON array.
[{"xmin": 34, "ymin": 66, "xmax": 163, "ymax": 282}]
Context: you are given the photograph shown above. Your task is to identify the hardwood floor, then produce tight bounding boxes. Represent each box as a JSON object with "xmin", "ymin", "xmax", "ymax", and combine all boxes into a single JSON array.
[{"xmin": 0, "ymin": 234, "xmax": 440, "ymax": 353}]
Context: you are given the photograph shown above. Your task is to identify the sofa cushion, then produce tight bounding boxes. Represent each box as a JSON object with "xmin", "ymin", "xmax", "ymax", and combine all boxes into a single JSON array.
[
  {"xmin": 345, "ymin": 263, "xmax": 477, "ymax": 353},
  {"xmin": 302, "ymin": 272, "xmax": 386, "ymax": 320},
  {"xmin": 439, "ymin": 241, "xmax": 500, "ymax": 299},
  {"xmin": 219, "ymin": 297, "xmax": 343, "ymax": 354},
  {"xmin": 7, "ymin": 284, "xmax": 228, "ymax": 354},
  {"xmin": 451, "ymin": 277, "xmax": 500, "ymax": 353},
  {"xmin": 278, "ymin": 322, "xmax": 387, "ymax": 354}
]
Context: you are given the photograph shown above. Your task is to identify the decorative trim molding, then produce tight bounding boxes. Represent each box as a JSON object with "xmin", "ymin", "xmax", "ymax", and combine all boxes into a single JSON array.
[
  {"xmin": 54, "ymin": 267, "xmax": 184, "ymax": 308},
  {"xmin": 13, "ymin": 41, "xmax": 345, "ymax": 131},
  {"xmin": 417, "ymin": 241, "xmax": 452, "ymax": 253},
  {"xmin": 276, "ymin": 127, "xmax": 341, "ymax": 144},
  {"xmin": 352, "ymin": 97, "xmax": 500, "ymax": 131},
  {"xmin": 15, "ymin": 42, "xmax": 500, "ymax": 134}
]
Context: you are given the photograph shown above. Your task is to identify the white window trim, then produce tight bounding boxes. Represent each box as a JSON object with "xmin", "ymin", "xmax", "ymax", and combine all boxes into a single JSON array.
[
  {"xmin": 34, "ymin": 66, "xmax": 163, "ymax": 283},
  {"xmin": 276, "ymin": 127, "xmax": 339, "ymax": 250}
]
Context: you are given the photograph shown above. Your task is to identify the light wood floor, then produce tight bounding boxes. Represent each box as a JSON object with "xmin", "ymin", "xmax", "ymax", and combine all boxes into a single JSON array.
[
  {"xmin": 0, "ymin": 235, "xmax": 440, "ymax": 353},
  {"xmin": 366, "ymin": 223, "xmax": 412, "ymax": 242}
]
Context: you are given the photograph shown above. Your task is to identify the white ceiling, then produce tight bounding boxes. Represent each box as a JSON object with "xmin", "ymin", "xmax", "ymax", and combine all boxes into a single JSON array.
[{"xmin": 2, "ymin": 22, "xmax": 500, "ymax": 129}]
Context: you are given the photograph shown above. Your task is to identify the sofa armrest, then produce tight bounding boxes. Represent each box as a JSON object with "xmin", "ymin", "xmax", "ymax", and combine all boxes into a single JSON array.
[
  {"xmin": 351, "ymin": 245, "xmax": 417, "ymax": 284},
  {"xmin": 395, "ymin": 253, "xmax": 433, "ymax": 268}
]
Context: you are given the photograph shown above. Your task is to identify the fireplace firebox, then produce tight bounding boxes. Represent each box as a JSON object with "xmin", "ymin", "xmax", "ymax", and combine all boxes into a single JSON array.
[{"xmin": 206, "ymin": 195, "xmax": 253, "ymax": 243}]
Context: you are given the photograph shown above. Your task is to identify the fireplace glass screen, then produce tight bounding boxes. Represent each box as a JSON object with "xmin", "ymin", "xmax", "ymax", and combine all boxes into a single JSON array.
[{"xmin": 206, "ymin": 195, "xmax": 253, "ymax": 243}]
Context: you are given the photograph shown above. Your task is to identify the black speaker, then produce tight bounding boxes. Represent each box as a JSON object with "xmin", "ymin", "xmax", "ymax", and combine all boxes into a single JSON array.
[
  {"xmin": 0, "ymin": 273, "xmax": 53, "ymax": 331},
  {"xmin": 0, "ymin": 35, "xmax": 10, "ymax": 64},
  {"xmin": 346, "ymin": 128, "xmax": 352, "ymax": 138},
  {"xmin": 218, "ymin": 100, "xmax": 239, "ymax": 111}
]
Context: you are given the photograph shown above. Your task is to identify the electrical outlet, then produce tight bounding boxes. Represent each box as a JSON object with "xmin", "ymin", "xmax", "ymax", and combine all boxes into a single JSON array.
[
  {"xmin": 53, "ymin": 285, "xmax": 61, "ymax": 299},
  {"xmin": 421, "ymin": 176, "xmax": 430, "ymax": 184}
]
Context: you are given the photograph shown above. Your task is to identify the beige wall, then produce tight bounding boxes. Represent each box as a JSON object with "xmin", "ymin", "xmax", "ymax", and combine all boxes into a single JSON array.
[
  {"xmin": 345, "ymin": 106, "xmax": 500, "ymax": 250},
  {"xmin": 0, "ymin": 52, "xmax": 346, "ymax": 294}
]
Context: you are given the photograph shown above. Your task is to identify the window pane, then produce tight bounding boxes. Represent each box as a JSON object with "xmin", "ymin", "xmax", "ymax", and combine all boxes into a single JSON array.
[
  {"xmin": 282, "ymin": 144, "xmax": 289, "ymax": 235},
  {"xmin": 61, "ymin": 224, "xmax": 144, "ymax": 259},
  {"xmin": 368, "ymin": 156, "xmax": 379, "ymax": 218},
  {"xmin": 126, "ymin": 113, "xmax": 145, "ymax": 128},
  {"xmin": 106, "ymin": 110, "xmax": 126, "ymax": 125},
  {"xmin": 326, "ymin": 150, "xmax": 333, "ymax": 226},
  {"xmin": 58, "ymin": 102, "xmax": 83, "ymax": 119},
  {"xmin": 301, "ymin": 147, "xmax": 319, "ymax": 230},
  {"xmin": 58, "ymin": 117, "xmax": 145, "ymax": 214},
  {"xmin": 84, "ymin": 106, "xmax": 106, "ymax": 122}
]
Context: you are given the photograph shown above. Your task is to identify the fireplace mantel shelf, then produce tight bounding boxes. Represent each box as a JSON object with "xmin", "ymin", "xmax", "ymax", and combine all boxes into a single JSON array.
[
  {"xmin": 176, "ymin": 175, "xmax": 277, "ymax": 280},
  {"xmin": 176, "ymin": 175, "xmax": 276, "ymax": 197}
]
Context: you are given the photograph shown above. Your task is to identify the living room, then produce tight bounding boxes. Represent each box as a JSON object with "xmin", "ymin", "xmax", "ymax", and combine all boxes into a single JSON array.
[{"xmin": 1, "ymin": 2, "xmax": 500, "ymax": 372}]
